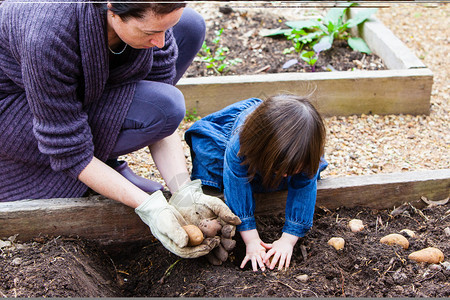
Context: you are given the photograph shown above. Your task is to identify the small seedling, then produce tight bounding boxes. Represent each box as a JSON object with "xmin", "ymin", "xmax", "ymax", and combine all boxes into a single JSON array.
[
  {"xmin": 196, "ymin": 28, "xmax": 242, "ymax": 75},
  {"xmin": 300, "ymin": 51, "xmax": 319, "ymax": 72},
  {"xmin": 184, "ymin": 108, "xmax": 200, "ymax": 122},
  {"xmin": 282, "ymin": 36, "xmax": 329, "ymax": 72}
]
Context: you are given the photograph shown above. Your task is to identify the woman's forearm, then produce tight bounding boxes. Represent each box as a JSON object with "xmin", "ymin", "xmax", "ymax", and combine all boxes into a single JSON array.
[{"xmin": 78, "ymin": 156, "xmax": 150, "ymax": 208}]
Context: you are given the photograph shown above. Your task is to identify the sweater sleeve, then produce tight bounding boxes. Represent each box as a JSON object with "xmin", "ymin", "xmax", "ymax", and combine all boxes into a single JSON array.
[
  {"xmin": 146, "ymin": 28, "xmax": 178, "ymax": 85},
  {"xmin": 20, "ymin": 4, "xmax": 94, "ymax": 178}
]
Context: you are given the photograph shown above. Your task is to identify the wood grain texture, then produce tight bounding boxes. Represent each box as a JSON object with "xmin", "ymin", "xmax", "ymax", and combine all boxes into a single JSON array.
[
  {"xmin": 255, "ymin": 169, "xmax": 450, "ymax": 215},
  {"xmin": 178, "ymin": 69, "xmax": 433, "ymax": 117},
  {"xmin": 1, "ymin": 170, "xmax": 448, "ymax": 244}
]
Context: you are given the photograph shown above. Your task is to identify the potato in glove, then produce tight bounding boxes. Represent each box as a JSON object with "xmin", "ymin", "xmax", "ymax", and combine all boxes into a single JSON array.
[
  {"xmin": 135, "ymin": 190, "xmax": 220, "ymax": 258},
  {"xmin": 169, "ymin": 179, "xmax": 241, "ymax": 226},
  {"xmin": 169, "ymin": 180, "xmax": 241, "ymax": 264}
]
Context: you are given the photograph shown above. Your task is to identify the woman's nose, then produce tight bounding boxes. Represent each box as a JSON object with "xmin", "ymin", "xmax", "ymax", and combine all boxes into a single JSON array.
[{"xmin": 151, "ymin": 32, "xmax": 165, "ymax": 48}]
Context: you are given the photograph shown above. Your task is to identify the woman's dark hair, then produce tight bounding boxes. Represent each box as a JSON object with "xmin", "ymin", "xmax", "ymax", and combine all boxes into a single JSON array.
[
  {"xmin": 98, "ymin": 1, "xmax": 186, "ymax": 21},
  {"xmin": 238, "ymin": 94, "xmax": 326, "ymax": 189}
]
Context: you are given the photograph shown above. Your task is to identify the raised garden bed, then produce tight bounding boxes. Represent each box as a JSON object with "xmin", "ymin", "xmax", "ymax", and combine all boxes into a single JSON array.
[{"xmin": 178, "ymin": 9, "xmax": 433, "ymax": 117}]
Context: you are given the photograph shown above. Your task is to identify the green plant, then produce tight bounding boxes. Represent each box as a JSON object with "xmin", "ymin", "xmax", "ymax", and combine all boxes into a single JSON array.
[
  {"xmin": 263, "ymin": 3, "xmax": 377, "ymax": 71},
  {"xmin": 300, "ymin": 50, "xmax": 319, "ymax": 72},
  {"xmin": 196, "ymin": 28, "xmax": 243, "ymax": 75},
  {"xmin": 282, "ymin": 24, "xmax": 323, "ymax": 54},
  {"xmin": 184, "ymin": 108, "xmax": 200, "ymax": 122},
  {"xmin": 314, "ymin": 3, "xmax": 375, "ymax": 53}
]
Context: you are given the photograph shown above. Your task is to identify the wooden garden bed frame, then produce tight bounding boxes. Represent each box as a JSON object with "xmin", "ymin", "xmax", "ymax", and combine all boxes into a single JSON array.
[
  {"xmin": 1, "ymin": 169, "xmax": 448, "ymax": 245},
  {"xmin": 177, "ymin": 12, "xmax": 433, "ymax": 117}
]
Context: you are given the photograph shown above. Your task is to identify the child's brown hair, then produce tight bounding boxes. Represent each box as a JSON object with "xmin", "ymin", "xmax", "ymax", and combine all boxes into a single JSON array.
[{"xmin": 238, "ymin": 94, "xmax": 326, "ymax": 189}]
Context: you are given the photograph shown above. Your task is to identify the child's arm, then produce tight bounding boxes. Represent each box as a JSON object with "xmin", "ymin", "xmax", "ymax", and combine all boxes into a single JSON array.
[
  {"xmin": 240, "ymin": 229, "xmax": 267, "ymax": 272},
  {"xmin": 223, "ymin": 135, "xmax": 266, "ymax": 271},
  {"xmin": 263, "ymin": 165, "xmax": 325, "ymax": 270},
  {"xmin": 261, "ymin": 232, "xmax": 299, "ymax": 270}
]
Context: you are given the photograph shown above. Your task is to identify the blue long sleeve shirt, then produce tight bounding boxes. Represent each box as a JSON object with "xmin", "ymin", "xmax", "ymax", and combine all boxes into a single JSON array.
[{"xmin": 185, "ymin": 98, "xmax": 327, "ymax": 237}]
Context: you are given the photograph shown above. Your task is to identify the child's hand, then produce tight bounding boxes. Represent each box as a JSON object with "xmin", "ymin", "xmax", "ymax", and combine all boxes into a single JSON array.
[
  {"xmin": 261, "ymin": 232, "xmax": 299, "ymax": 270},
  {"xmin": 239, "ymin": 229, "xmax": 267, "ymax": 272}
]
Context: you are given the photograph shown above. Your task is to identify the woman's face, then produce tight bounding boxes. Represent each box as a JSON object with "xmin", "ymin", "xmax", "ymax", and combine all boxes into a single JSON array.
[{"xmin": 108, "ymin": 6, "xmax": 184, "ymax": 49}]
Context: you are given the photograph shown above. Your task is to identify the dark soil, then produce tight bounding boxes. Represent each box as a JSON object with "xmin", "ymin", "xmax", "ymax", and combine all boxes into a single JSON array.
[
  {"xmin": 185, "ymin": 7, "xmax": 386, "ymax": 77},
  {"xmin": 1, "ymin": 202, "xmax": 449, "ymax": 297}
]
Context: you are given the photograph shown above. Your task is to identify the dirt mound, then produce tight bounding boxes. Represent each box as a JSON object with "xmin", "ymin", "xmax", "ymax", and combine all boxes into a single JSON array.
[{"xmin": 0, "ymin": 238, "xmax": 119, "ymax": 297}]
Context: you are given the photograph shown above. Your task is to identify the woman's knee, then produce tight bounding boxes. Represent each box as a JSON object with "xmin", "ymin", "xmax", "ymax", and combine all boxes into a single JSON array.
[
  {"xmin": 133, "ymin": 81, "xmax": 185, "ymax": 131},
  {"xmin": 174, "ymin": 8, "xmax": 206, "ymax": 50},
  {"xmin": 163, "ymin": 86, "xmax": 186, "ymax": 128}
]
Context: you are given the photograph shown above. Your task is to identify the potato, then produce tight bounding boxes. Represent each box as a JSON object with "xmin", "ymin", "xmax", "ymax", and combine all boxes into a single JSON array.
[
  {"xmin": 400, "ymin": 229, "xmax": 416, "ymax": 238},
  {"xmin": 206, "ymin": 252, "xmax": 222, "ymax": 266},
  {"xmin": 212, "ymin": 244, "xmax": 229, "ymax": 262},
  {"xmin": 221, "ymin": 224, "xmax": 236, "ymax": 239},
  {"xmin": 348, "ymin": 219, "xmax": 364, "ymax": 232},
  {"xmin": 380, "ymin": 233, "xmax": 409, "ymax": 249},
  {"xmin": 328, "ymin": 237, "xmax": 345, "ymax": 250},
  {"xmin": 182, "ymin": 225, "xmax": 204, "ymax": 246},
  {"xmin": 408, "ymin": 247, "xmax": 444, "ymax": 264},
  {"xmin": 199, "ymin": 218, "xmax": 222, "ymax": 237},
  {"xmin": 221, "ymin": 238, "xmax": 236, "ymax": 251}
]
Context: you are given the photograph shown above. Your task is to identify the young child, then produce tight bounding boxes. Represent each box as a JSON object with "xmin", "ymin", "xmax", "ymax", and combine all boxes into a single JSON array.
[{"xmin": 185, "ymin": 94, "xmax": 327, "ymax": 271}]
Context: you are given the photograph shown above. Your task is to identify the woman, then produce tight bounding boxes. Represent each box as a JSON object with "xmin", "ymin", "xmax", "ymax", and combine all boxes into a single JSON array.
[{"xmin": 0, "ymin": 0, "xmax": 240, "ymax": 258}]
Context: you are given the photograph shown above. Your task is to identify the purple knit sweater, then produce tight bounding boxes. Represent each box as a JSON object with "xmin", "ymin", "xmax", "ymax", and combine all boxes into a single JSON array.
[{"xmin": 0, "ymin": 0, "xmax": 178, "ymax": 201}]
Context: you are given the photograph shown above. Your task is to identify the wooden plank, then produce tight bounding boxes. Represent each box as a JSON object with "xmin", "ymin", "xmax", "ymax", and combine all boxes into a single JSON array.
[
  {"xmin": 0, "ymin": 169, "xmax": 448, "ymax": 245},
  {"xmin": 255, "ymin": 169, "xmax": 450, "ymax": 215},
  {"xmin": 0, "ymin": 195, "xmax": 150, "ymax": 245},
  {"xmin": 349, "ymin": 12, "xmax": 426, "ymax": 70},
  {"xmin": 178, "ymin": 68, "xmax": 433, "ymax": 117}
]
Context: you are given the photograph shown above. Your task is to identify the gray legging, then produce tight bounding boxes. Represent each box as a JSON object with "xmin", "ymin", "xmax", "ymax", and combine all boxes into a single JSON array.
[{"xmin": 109, "ymin": 8, "xmax": 205, "ymax": 158}]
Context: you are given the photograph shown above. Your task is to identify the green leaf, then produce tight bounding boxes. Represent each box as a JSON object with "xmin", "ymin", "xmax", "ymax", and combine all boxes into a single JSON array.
[
  {"xmin": 313, "ymin": 37, "xmax": 332, "ymax": 53},
  {"xmin": 319, "ymin": 35, "xmax": 334, "ymax": 50},
  {"xmin": 298, "ymin": 31, "xmax": 322, "ymax": 43},
  {"xmin": 215, "ymin": 28, "xmax": 224, "ymax": 36},
  {"xmin": 300, "ymin": 50, "xmax": 315, "ymax": 61},
  {"xmin": 217, "ymin": 64, "xmax": 227, "ymax": 72},
  {"xmin": 259, "ymin": 28, "xmax": 292, "ymax": 37},
  {"xmin": 346, "ymin": 8, "xmax": 377, "ymax": 28},
  {"xmin": 324, "ymin": 8, "xmax": 346, "ymax": 26},
  {"xmin": 290, "ymin": 28, "xmax": 307, "ymax": 35},
  {"xmin": 215, "ymin": 55, "xmax": 226, "ymax": 61},
  {"xmin": 348, "ymin": 37, "xmax": 372, "ymax": 53},
  {"xmin": 285, "ymin": 20, "xmax": 320, "ymax": 29},
  {"xmin": 283, "ymin": 47, "xmax": 294, "ymax": 54}
]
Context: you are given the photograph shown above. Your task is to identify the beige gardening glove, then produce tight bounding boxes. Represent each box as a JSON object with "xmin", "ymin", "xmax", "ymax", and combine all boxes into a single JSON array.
[
  {"xmin": 169, "ymin": 179, "xmax": 241, "ymax": 225},
  {"xmin": 135, "ymin": 190, "xmax": 219, "ymax": 258},
  {"xmin": 169, "ymin": 179, "xmax": 241, "ymax": 265}
]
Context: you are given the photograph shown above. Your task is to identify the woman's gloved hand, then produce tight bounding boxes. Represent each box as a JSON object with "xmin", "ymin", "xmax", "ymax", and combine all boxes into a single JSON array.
[
  {"xmin": 169, "ymin": 179, "xmax": 241, "ymax": 226},
  {"xmin": 169, "ymin": 180, "xmax": 241, "ymax": 264},
  {"xmin": 135, "ymin": 190, "xmax": 220, "ymax": 258}
]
